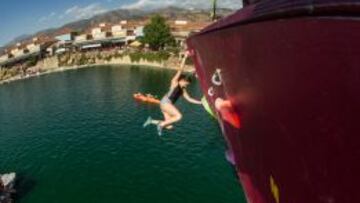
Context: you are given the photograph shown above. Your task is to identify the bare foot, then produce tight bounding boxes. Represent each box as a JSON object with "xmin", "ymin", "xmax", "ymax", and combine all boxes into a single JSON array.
[{"xmin": 165, "ymin": 125, "xmax": 174, "ymax": 130}]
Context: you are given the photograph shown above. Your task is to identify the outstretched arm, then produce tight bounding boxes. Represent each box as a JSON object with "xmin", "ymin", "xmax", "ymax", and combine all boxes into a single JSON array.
[
  {"xmin": 171, "ymin": 52, "xmax": 189, "ymax": 84},
  {"xmin": 183, "ymin": 89, "xmax": 202, "ymax": 105}
]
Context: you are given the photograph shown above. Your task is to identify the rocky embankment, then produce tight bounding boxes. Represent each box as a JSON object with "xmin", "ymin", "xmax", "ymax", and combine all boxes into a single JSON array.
[{"xmin": 0, "ymin": 50, "xmax": 194, "ymax": 85}]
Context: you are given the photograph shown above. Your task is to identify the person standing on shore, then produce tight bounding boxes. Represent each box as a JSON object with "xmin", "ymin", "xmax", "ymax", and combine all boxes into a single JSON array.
[{"xmin": 143, "ymin": 51, "xmax": 202, "ymax": 136}]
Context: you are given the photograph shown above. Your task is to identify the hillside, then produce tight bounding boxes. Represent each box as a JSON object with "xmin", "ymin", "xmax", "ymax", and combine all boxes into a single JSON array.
[{"xmin": 1, "ymin": 7, "xmax": 234, "ymax": 52}]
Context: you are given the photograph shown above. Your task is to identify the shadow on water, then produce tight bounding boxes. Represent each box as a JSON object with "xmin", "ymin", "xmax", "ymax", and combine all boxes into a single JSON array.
[{"xmin": 13, "ymin": 174, "xmax": 37, "ymax": 202}]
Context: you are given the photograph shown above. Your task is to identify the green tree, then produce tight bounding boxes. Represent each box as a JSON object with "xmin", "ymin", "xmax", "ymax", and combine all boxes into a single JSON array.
[
  {"xmin": 142, "ymin": 15, "xmax": 175, "ymax": 50},
  {"xmin": 26, "ymin": 55, "xmax": 38, "ymax": 67}
]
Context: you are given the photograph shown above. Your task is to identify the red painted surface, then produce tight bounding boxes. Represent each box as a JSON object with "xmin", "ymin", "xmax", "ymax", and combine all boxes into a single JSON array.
[
  {"xmin": 215, "ymin": 98, "xmax": 242, "ymax": 129},
  {"xmin": 188, "ymin": 1, "xmax": 360, "ymax": 202}
]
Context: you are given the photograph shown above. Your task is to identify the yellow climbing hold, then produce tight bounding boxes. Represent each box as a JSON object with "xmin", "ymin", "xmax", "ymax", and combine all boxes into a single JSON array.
[
  {"xmin": 201, "ymin": 96, "xmax": 216, "ymax": 118},
  {"xmin": 270, "ymin": 176, "xmax": 280, "ymax": 203}
]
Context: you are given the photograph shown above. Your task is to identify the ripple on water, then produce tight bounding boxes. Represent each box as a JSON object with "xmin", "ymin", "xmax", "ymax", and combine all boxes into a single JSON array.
[{"xmin": 0, "ymin": 66, "xmax": 245, "ymax": 203}]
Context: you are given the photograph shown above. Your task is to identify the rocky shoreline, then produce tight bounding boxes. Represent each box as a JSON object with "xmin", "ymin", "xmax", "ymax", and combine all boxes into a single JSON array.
[{"xmin": 0, "ymin": 49, "xmax": 195, "ymax": 86}]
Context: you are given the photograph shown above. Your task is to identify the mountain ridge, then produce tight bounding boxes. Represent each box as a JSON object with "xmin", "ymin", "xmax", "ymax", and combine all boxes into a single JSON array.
[{"xmin": 1, "ymin": 7, "xmax": 234, "ymax": 52}]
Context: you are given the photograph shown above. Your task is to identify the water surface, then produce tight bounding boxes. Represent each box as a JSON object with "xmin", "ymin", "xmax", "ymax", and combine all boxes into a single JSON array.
[{"xmin": 0, "ymin": 66, "xmax": 245, "ymax": 203}]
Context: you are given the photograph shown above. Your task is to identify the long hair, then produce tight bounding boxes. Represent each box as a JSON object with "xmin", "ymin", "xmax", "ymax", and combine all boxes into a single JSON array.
[{"xmin": 178, "ymin": 74, "xmax": 192, "ymax": 83}]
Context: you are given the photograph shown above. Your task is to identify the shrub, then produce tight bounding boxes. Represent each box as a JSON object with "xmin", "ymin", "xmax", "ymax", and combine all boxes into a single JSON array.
[
  {"xmin": 129, "ymin": 51, "xmax": 170, "ymax": 63},
  {"xmin": 26, "ymin": 56, "xmax": 38, "ymax": 67},
  {"xmin": 76, "ymin": 54, "xmax": 88, "ymax": 66}
]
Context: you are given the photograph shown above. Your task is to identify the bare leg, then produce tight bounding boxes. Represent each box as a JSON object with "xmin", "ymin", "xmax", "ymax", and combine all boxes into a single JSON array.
[
  {"xmin": 163, "ymin": 112, "xmax": 174, "ymax": 130},
  {"xmin": 148, "ymin": 112, "xmax": 173, "ymax": 126},
  {"xmin": 142, "ymin": 111, "xmax": 173, "ymax": 129},
  {"xmin": 150, "ymin": 119, "xmax": 161, "ymax": 125},
  {"xmin": 160, "ymin": 103, "xmax": 182, "ymax": 128},
  {"xmin": 143, "ymin": 116, "xmax": 160, "ymax": 128}
]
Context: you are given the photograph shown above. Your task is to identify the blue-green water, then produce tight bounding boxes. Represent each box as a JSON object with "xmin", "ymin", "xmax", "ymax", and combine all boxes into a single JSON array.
[{"xmin": 0, "ymin": 66, "xmax": 245, "ymax": 203}]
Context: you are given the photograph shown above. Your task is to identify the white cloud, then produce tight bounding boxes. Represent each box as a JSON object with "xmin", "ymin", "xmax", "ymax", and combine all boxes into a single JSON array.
[
  {"xmin": 36, "ymin": 3, "xmax": 108, "ymax": 29},
  {"xmin": 38, "ymin": 3, "xmax": 108, "ymax": 25},
  {"xmin": 121, "ymin": 0, "xmax": 242, "ymax": 10},
  {"xmin": 64, "ymin": 3, "xmax": 108, "ymax": 20},
  {"xmin": 38, "ymin": 12, "xmax": 57, "ymax": 23}
]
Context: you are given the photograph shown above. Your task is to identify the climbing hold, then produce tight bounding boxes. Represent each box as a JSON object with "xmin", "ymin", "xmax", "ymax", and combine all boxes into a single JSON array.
[
  {"xmin": 201, "ymin": 97, "xmax": 216, "ymax": 118},
  {"xmin": 208, "ymin": 87, "xmax": 215, "ymax": 97},
  {"xmin": 188, "ymin": 49, "xmax": 195, "ymax": 56},
  {"xmin": 215, "ymin": 98, "xmax": 241, "ymax": 129},
  {"xmin": 212, "ymin": 69, "xmax": 223, "ymax": 86},
  {"xmin": 225, "ymin": 150, "xmax": 236, "ymax": 165},
  {"xmin": 270, "ymin": 176, "xmax": 280, "ymax": 203}
]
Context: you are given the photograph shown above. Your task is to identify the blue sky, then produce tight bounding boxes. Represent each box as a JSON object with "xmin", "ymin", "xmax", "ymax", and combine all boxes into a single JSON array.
[{"xmin": 0, "ymin": 0, "xmax": 241, "ymax": 46}]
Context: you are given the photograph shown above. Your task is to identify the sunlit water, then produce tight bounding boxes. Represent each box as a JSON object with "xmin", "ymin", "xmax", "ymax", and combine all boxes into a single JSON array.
[{"xmin": 0, "ymin": 66, "xmax": 245, "ymax": 203}]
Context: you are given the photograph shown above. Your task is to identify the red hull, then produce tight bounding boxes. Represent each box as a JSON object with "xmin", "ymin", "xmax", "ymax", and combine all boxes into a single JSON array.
[{"xmin": 188, "ymin": 1, "xmax": 360, "ymax": 202}]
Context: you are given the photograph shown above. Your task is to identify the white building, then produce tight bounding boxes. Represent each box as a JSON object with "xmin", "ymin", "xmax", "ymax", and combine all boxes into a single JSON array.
[
  {"xmin": 75, "ymin": 34, "xmax": 90, "ymax": 42},
  {"xmin": 10, "ymin": 47, "xmax": 25, "ymax": 57},
  {"xmin": 91, "ymin": 24, "xmax": 110, "ymax": 40},
  {"xmin": 26, "ymin": 43, "xmax": 41, "ymax": 54},
  {"xmin": 112, "ymin": 25, "xmax": 127, "ymax": 38},
  {"xmin": 135, "ymin": 26, "xmax": 144, "ymax": 37},
  {"xmin": 0, "ymin": 54, "xmax": 9, "ymax": 64},
  {"xmin": 55, "ymin": 32, "xmax": 77, "ymax": 44}
]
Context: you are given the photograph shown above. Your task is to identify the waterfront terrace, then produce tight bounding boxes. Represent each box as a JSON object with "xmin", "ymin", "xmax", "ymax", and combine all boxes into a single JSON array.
[{"xmin": 0, "ymin": 20, "xmax": 210, "ymax": 70}]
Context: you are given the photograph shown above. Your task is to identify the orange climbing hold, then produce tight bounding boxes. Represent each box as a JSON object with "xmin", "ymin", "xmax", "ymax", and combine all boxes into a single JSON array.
[{"xmin": 215, "ymin": 98, "xmax": 241, "ymax": 129}]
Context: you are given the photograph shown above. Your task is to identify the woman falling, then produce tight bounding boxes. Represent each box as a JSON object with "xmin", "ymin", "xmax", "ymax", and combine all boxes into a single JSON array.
[{"xmin": 143, "ymin": 52, "xmax": 202, "ymax": 136}]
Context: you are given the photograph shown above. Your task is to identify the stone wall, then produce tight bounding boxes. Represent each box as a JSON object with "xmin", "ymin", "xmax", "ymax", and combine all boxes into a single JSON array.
[
  {"xmin": 32, "ymin": 52, "xmax": 193, "ymax": 72},
  {"xmin": 35, "ymin": 56, "xmax": 59, "ymax": 71}
]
